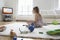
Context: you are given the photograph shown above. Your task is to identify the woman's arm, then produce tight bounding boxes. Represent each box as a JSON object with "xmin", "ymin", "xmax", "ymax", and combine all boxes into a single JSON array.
[{"xmin": 34, "ymin": 14, "xmax": 38, "ymax": 23}]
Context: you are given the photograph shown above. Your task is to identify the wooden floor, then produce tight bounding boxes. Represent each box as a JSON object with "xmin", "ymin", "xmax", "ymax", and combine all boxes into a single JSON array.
[
  {"xmin": 0, "ymin": 36, "xmax": 41, "ymax": 40},
  {"xmin": 0, "ymin": 36, "xmax": 11, "ymax": 40},
  {"xmin": 0, "ymin": 34, "xmax": 51, "ymax": 40}
]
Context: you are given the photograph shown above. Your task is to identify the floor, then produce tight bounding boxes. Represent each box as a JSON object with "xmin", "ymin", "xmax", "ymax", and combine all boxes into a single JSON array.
[
  {"xmin": 0, "ymin": 36, "xmax": 11, "ymax": 40},
  {"xmin": 0, "ymin": 22, "xmax": 40, "ymax": 40},
  {"xmin": 0, "ymin": 22, "xmax": 56, "ymax": 40},
  {"xmin": 0, "ymin": 36, "xmax": 48, "ymax": 40}
]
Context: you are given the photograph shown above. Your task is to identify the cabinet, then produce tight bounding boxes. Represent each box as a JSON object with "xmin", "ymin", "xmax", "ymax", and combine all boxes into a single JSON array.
[
  {"xmin": 2, "ymin": 14, "xmax": 13, "ymax": 22},
  {"xmin": 2, "ymin": 7, "xmax": 13, "ymax": 22}
]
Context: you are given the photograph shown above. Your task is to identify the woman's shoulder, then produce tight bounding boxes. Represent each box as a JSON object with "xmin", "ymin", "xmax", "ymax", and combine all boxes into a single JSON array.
[{"xmin": 38, "ymin": 13, "xmax": 42, "ymax": 17}]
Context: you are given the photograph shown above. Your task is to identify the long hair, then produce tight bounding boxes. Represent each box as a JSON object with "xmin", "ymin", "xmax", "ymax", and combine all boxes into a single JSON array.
[
  {"xmin": 33, "ymin": 6, "xmax": 41, "ymax": 17},
  {"xmin": 33, "ymin": 6, "xmax": 39, "ymax": 13}
]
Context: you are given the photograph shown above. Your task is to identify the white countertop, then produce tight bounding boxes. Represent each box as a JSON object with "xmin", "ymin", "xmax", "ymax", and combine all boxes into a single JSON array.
[{"xmin": 0, "ymin": 22, "xmax": 60, "ymax": 39}]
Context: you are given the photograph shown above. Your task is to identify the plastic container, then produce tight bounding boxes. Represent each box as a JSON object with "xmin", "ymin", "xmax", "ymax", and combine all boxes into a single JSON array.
[{"xmin": 28, "ymin": 23, "xmax": 34, "ymax": 32}]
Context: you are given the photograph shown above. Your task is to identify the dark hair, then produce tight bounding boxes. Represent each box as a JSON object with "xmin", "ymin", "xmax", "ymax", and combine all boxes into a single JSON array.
[
  {"xmin": 33, "ymin": 6, "xmax": 41, "ymax": 17},
  {"xmin": 33, "ymin": 6, "xmax": 39, "ymax": 13}
]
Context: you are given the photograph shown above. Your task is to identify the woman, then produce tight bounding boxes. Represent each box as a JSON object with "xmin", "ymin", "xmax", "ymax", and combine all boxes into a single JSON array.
[{"xmin": 33, "ymin": 6, "xmax": 43, "ymax": 28}]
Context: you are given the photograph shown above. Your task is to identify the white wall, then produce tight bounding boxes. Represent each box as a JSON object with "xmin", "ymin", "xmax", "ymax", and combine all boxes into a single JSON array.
[
  {"xmin": 4, "ymin": 0, "xmax": 18, "ymax": 13},
  {"xmin": 4, "ymin": 0, "xmax": 18, "ymax": 21},
  {"xmin": 0, "ymin": 0, "xmax": 4, "ymax": 21},
  {"xmin": 4, "ymin": 0, "xmax": 58, "ymax": 11},
  {"xmin": 33, "ymin": 0, "xmax": 58, "ymax": 10},
  {"xmin": 0, "ymin": 0, "xmax": 59, "ymax": 22},
  {"xmin": 3, "ymin": 0, "xmax": 58, "ymax": 13},
  {"xmin": 4, "ymin": 0, "xmax": 35, "ymax": 21},
  {"xmin": 3, "ymin": 0, "xmax": 59, "ymax": 21}
]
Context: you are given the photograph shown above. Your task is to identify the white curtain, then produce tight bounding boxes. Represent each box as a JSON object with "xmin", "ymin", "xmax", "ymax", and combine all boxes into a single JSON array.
[{"xmin": 18, "ymin": 0, "xmax": 33, "ymax": 16}]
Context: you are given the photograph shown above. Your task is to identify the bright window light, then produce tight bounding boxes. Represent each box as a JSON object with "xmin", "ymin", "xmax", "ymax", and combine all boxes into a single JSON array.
[
  {"xmin": 58, "ymin": 0, "xmax": 60, "ymax": 8},
  {"xmin": 18, "ymin": 0, "xmax": 33, "ymax": 15}
]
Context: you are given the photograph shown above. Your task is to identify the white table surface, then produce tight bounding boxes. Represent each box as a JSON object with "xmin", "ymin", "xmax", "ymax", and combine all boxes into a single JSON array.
[{"xmin": 0, "ymin": 22, "xmax": 60, "ymax": 39}]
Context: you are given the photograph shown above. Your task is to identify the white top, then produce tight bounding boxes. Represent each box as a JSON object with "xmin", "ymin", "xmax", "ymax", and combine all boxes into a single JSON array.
[{"xmin": 0, "ymin": 22, "xmax": 60, "ymax": 39}]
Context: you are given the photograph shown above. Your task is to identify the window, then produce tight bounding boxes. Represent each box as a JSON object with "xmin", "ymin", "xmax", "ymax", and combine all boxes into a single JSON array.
[
  {"xmin": 18, "ymin": 0, "xmax": 33, "ymax": 15},
  {"xmin": 58, "ymin": 0, "xmax": 60, "ymax": 9},
  {"xmin": 55, "ymin": 0, "xmax": 60, "ymax": 10}
]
